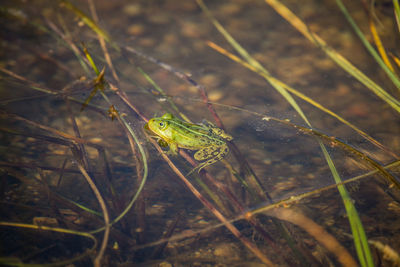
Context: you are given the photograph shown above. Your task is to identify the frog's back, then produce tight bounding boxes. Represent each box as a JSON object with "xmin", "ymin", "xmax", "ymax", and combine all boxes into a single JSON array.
[{"xmin": 168, "ymin": 120, "xmax": 225, "ymax": 149}]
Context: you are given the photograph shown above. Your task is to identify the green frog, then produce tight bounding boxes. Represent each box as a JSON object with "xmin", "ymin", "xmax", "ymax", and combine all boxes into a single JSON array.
[{"xmin": 144, "ymin": 113, "xmax": 232, "ymax": 173}]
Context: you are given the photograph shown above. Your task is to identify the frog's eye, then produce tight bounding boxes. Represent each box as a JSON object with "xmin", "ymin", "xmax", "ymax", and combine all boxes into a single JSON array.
[
  {"xmin": 162, "ymin": 113, "xmax": 174, "ymax": 119},
  {"xmin": 158, "ymin": 121, "xmax": 166, "ymax": 129}
]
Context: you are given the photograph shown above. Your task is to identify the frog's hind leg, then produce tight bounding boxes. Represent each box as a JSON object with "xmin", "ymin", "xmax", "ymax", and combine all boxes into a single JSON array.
[
  {"xmin": 186, "ymin": 160, "xmax": 211, "ymax": 176},
  {"xmin": 187, "ymin": 145, "xmax": 229, "ymax": 175},
  {"xmin": 193, "ymin": 146, "xmax": 225, "ymax": 161}
]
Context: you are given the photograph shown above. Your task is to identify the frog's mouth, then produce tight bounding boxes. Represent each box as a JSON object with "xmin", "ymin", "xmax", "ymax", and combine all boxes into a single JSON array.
[
  {"xmin": 144, "ymin": 122, "xmax": 158, "ymax": 137},
  {"xmin": 144, "ymin": 122, "xmax": 153, "ymax": 134},
  {"xmin": 144, "ymin": 122, "xmax": 168, "ymax": 148}
]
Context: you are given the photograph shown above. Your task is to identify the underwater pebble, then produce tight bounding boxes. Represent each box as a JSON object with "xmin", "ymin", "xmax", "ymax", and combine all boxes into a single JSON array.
[
  {"xmin": 388, "ymin": 202, "xmax": 400, "ymax": 213},
  {"xmin": 335, "ymin": 83, "xmax": 351, "ymax": 96},
  {"xmin": 213, "ymin": 243, "xmax": 240, "ymax": 260},
  {"xmin": 148, "ymin": 13, "xmax": 170, "ymax": 24},
  {"xmin": 180, "ymin": 2, "xmax": 197, "ymax": 11},
  {"xmin": 229, "ymin": 78, "xmax": 247, "ymax": 89},
  {"xmin": 245, "ymin": 263, "xmax": 269, "ymax": 267},
  {"xmin": 147, "ymin": 203, "xmax": 166, "ymax": 215},
  {"xmin": 272, "ymin": 177, "xmax": 298, "ymax": 195},
  {"xmin": 181, "ymin": 22, "xmax": 205, "ymax": 38},
  {"xmin": 89, "ymin": 137, "xmax": 103, "ymax": 144},
  {"xmin": 33, "ymin": 217, "xmax": 58, "ymax": 227},
  {"xmin": 346, "ymin": 102, "xmax": 369, "ymax": 118},
  {"xmin": 123, "ymin": 4, "xmax": 142, "ymax": 16},
  {"xmin": 290, "ymin": 164, "xmax": 303, "ymax": 172},
  {"xmin": 262, "ymin": 158, "xmax": 272, "ymax": 165},
  {"xmin": 324, "ymin": 216, "xmax": 335, "ymax": 226},
  {"xmin": 127, "ymin": 24, "xmax": 145, "ymax": 36},
  {"xmin": 164, "ymin": 1, "xmax": 197, "ymax": 12},
  {"xmin": 51, "ymin": 148, "xmax": 67, "ymax": 155},
  {"xmin": 163, "ymin": 33, "xmax": 178, "ymax": 45},
  {"xmin": 138, "ymin": 37, "xmax": 156, "ymax": 47},
  {"xmin": 196, "ymin": 219, "xmax": 209, "ymax": 225},
  {"xmin": 314, "ymin": 57, "xmax": 334, "ymax": 70},
  {"xmin": 200, "ymin": 73, "xmax": 220, "ymax": 87},
  {"xmin": 74, "ymin": 116, "xmax": 90, "ymax": 128},
  {"xmin": 306, "ymin": 173, "xmax": 315, "ymax": 179},
  {"xmin": 86, "ymin": 147, "xmax": 98, "ymax": 159},
  {"xmin": 208, "ymin": 90, "xmax": 223, "ymax": 102},
  {"xmin": 218, "ymin": 3, "xmax": 241, "ymax": 16}
]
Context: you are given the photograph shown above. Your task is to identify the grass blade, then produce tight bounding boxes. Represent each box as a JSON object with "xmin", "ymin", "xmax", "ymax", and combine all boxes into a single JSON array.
[
  {"xmin": 368, "ymin": 16, "xmax": 394, "ymax": 72},
  {"xmin": 197, "ymin": 0, "xmax": 311, "ymax": 126},
  {"xmin": 336, "ymin": 0, "xmax": 400, "ymax": 90},
  {"xmin": 320, "ymin": 144, "xmax": 374, "ymax": 267},
  {"xmin": 197, "ymin": 1, "xmax": 376, "ymax": 265},
  {"xmin": 137, "ymin": 67, "xmax": 192, "ymax": 123},
  {"xmin": 61, "ymin": 0, "xmax": 110, "ymax": 42},
  {"xmin": 394, "ymin": 0, "xmax": 400, "ymax": 33},
  {"xmin": 207, "ymin": 41, "xmax": 399, "ymax": 160},
  {"xmin": 263, "ymin": 0, "xmax": 400, "ymax": 113}
]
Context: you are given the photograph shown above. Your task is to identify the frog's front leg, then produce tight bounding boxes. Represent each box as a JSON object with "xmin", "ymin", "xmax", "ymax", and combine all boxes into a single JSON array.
[{"xmin": 167, "ymin": 142, "xmax": 179, "ymax": 156}]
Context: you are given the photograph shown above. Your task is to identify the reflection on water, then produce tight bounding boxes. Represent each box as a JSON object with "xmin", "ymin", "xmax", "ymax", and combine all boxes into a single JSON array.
[{"xmin": 1, "ymin": 0, "xmax": 399, "ymax": 266}]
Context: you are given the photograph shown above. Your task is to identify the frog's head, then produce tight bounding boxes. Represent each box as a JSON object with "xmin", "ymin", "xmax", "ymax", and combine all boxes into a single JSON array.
[{"xmin": 145, "ymin": 115, "xmax": 173, "ymax": 141}]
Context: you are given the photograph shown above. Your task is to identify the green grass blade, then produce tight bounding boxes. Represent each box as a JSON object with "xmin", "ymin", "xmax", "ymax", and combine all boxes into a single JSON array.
[
  {"xmin": 394, "ymin": 0, "xmax": 400, "ymax": 33},
  {"xmin": 207, "ymin": 42, "xmax": 399, "ymax": 159},
  {"xmin": 57, "ymin": 194, "xmax": 102, "ymax": 217},
  {"xmin": 61, "ymin": 0, "xmax": 110, "ymax": 43},
  {"xmin": 263, "ymin": 0, "xmax": 400, "ymax": 113},
  {"xmin": 137, "ymin": 67, "xmax": 192, "ymax": 123},
  {"xmin": 320, "ymin": 144, "xmax": 374, "ymax": 267},
  {"xmin": 136, "ymin": 67, "xmax": 231, "ymax": 209},
  {"xmin": 83, "ymin": 45, "xmax": 101, "ymax": 75},
  {"xmin": 61, "ymin": 0, "xmax": 120, "ymax": 52},
  {"xmin": 81, "ymin": 48, "xmax": 149, "ymax": 234},
  {"xmin": 198, "ymin": 1, "xmax": 375, "ymax": 265},
  {"xmin": 196, "ymin": 0, "xmax": 311, "ymax": 126},
  {"xmin": 336, "ymin": 0, "xmax": 400, "ymax": 90}
]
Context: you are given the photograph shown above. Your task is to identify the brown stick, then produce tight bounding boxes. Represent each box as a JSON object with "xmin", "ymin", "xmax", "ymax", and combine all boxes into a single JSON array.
[
  {"xmin": 148, "ymin": 137, "xmax": 275, "ymax": 266},
  {"xmin": 76, "ymin": 162, "xmax": 110, "ymax": 267},
  {"xmin": 267, "ymin": 208, "xmax": 358, "ymax": 267},
  {"xmin": 87, "ymin": 0, "xmax": 120, "ymax": 84}
]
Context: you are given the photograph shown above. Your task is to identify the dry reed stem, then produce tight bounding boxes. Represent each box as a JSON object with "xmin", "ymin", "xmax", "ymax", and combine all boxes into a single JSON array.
[
  {"xmin": 147, "ymin": 137, "xmax": 276, "ymax": 266},
  {"xmin": 267, "ymin": 208, "xmax": 358, "ymax": 267},
  {"xmin": 45, "ymin": 18, "xmax": 91, "ymax": 68},
  {"xmin": 76, "ymin": 163, "xmax": 110, "ymax": 267},
  {"xmin": 87, "ymin": 0, "xmax": 120, "ymax": 84}
]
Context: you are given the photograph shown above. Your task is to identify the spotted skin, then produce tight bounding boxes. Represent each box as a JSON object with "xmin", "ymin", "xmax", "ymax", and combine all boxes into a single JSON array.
[{"xmin": 145, "ymin": 113, "xmax": 232, "ymax": 173}]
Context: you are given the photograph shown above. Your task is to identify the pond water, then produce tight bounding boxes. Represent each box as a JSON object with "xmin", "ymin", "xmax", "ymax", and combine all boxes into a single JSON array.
[{"xmin": 1, "ymin": 0, "xmax": 399, "ymax": 266}]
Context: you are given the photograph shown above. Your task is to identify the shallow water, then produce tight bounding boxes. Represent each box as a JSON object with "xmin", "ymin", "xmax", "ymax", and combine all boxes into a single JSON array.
[{"xmin": 1, "ymin": 0, "xmax": 399, "ymax": 266}]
